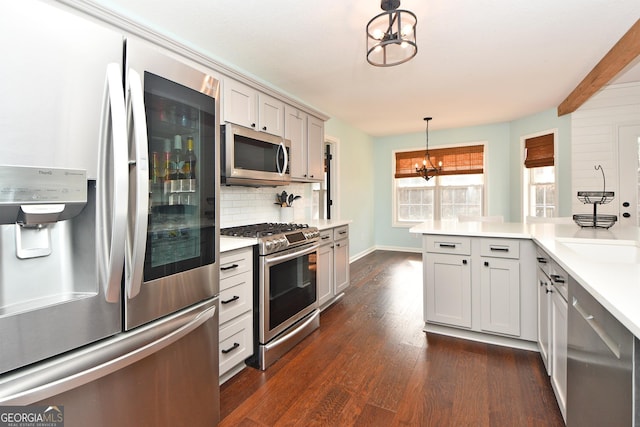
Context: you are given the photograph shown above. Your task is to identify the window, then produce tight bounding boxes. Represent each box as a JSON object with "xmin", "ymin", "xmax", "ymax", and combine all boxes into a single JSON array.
[
  {"xmin": 394, "ymin": 144, "xmax": 485, "ymax": 224},
  {"xmin": 523, "ymin": 132, "xmax": 556, "ymax": 218}
]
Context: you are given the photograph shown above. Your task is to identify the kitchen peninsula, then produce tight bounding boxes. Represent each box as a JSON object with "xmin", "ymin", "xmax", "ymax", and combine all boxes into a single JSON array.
[
  {"xmin": 410, "ymin": 220, "xmax": 640, "ymax": 337},
  {"xmin": 410, "ymin": 220, "xmax": 640, "ymax": 426}
]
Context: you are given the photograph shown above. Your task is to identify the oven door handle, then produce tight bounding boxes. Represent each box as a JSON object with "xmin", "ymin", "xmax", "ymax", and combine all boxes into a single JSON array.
[{"xmin": 264, "ymin": 243, "xmax": 319, "ymax": 265}]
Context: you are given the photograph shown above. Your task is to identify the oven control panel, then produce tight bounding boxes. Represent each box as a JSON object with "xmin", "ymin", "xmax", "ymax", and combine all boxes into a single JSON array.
[{"xmin": 260, "ymin": 228, "xmax": 319, "ymax": 255}]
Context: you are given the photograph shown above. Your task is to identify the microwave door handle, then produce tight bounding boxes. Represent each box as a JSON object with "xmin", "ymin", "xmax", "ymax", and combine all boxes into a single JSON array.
[
  {"xmin": 96, "ymin": 63, "xmax": 128, "ymax": 303},
  {"xmin": 124, "ymin": 69, "xmax": 149, "ymax": 299},
  {"xmin": 277, "ymin": 141, "xmax": 288, "ymax": 176}
]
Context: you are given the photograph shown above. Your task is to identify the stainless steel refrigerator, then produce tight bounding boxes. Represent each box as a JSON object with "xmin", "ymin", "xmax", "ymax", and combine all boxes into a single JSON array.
[{"xmin": 0, "ymin": 1, "xmax": 221, "ymax": 425}]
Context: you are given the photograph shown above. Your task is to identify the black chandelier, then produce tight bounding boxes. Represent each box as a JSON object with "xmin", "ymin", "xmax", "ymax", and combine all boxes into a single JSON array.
[
  {"xmin": 366, "ymin": 0, "xmax": 417, "ymax": 67},
  {"xmin": 415, "ymin": 117, "xmax": 442, "ymax": 181}
]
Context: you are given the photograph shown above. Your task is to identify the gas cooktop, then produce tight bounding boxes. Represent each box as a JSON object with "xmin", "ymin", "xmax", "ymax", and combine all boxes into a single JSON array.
[
  {"xmin": 221, "ymin": 223, "xmax": 319, "ymax": 255},
  {"xmin": 220, "ymin": 223, "xmax": 311, "ymax": 238}
]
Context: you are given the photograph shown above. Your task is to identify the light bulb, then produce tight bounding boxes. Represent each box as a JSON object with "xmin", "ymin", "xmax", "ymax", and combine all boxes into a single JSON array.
[
  {"xmin": 401, "ymin": 25, "xmax": 413, "ymax": 36},
  {"xmin": 372, "ymin": 29, "xmax": 384, "ymax": 40}
]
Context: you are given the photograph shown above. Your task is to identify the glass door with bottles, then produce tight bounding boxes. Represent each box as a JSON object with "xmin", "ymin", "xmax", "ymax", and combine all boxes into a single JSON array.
[{"xmin": 144, "ymin": 72, "xmax": 216, "ymax": 281}]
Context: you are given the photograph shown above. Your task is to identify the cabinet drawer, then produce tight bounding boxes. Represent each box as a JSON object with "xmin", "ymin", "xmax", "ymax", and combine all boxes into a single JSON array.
[
  {"xmin": 219, "ymin": 271, "xmax": 253, "ymax": 323},
  {"xmin": 220, "ymin": 247, "xmax": 252, "ymax": 280},
  {"xmin": 480, "ymin": 238, "xmax": 519, "ymax": 259},
  {"xmin": 425, "ymin": 235, "xmax": 471, "ymax": 255},
  {"xmin": 334, "ymin": 225, "xmax": 349, "ymax": 240},
  {"xmin": 319, "ymin": 229, "xmax": 333, "ymax": 244},
  {"xmin": 219, "ymin": 312, "xmax": 253, "ymax": 376}
]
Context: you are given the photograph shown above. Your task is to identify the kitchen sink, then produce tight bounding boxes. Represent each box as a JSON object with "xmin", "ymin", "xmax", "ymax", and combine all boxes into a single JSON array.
[{"xmin": 555, "ymin": 238, "xmax": 640, "ymax": 264}]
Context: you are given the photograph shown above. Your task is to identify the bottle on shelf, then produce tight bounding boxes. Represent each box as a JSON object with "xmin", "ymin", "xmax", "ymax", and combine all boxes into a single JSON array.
[
  {"xmin": 182, "ymin": 136, "xmax": 197, "ymax": 179},
  {"xmin": 150, "ymin": 152, "xmax": 160, "ymax": 184},
  {"xmin": 169, "ymin": 135, "xmax": 184, "ymax": 180}
]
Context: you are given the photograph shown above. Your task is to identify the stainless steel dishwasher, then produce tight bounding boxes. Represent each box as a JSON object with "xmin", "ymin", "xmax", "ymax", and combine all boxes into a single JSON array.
[{"xmin": 567, "ymin": 276, "xmax": 633, "ymax": 427}]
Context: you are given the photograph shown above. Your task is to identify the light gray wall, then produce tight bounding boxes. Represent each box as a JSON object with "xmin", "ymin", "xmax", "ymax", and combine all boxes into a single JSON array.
[{"xmin": 325, "ymin": 117, "xmax": 375, "ymax": 260}]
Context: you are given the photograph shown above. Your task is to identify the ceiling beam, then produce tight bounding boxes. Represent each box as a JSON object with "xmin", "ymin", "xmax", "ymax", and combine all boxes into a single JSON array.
[{"xmin": 557, "ymin": 18, "xmax": 640, "ymax": 116}]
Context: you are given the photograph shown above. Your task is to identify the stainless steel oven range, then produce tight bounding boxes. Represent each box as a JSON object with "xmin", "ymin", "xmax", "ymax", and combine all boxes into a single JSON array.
[{"xmin": 221, "ymin": 223, "xmax": 320, "ymax": 370}]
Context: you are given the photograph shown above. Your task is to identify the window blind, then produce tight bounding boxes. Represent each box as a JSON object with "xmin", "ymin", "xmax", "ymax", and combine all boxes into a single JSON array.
[
  {"xmin": 524, "ymin": 134, "xmax": 554, "ymax": 168},
  {"xmin": 395, "ymin": 145, "xmax": 484, "ymax": 178}
]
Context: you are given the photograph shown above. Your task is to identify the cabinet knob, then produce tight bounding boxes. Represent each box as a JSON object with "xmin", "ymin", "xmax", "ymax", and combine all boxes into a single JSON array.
[
  {"xmin": 262, "ymin": 126, "xmax": 267, "ymax": 131},
  {"xmin": 484, "ymin": 261, "xmax": 489, "ymax": 267},
  {"xmin": 251, "ymin": 123, "xmax": 256, "ymax": 128},
  {"xmin": 462, "ymin": 259, "xmax": 467, "ymax": 265}
]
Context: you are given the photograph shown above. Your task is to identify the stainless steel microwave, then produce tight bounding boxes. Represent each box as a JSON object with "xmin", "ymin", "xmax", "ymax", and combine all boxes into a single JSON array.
[{"xmin": 221, "ymin": 123, "xmax": 290, "ymax": 187}]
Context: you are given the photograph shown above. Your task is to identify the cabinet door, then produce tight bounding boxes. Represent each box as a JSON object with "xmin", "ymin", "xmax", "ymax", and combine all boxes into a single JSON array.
[
  {"xmin": 334, "ymin": 239, "xmax": 350, "ymax": 294},
  {"xmin": 223, "ymin": 79, "xmax": 256, "ymax": 129},
  {"xmin": 306, "ymin": 115, "xmax": 325, "ymax": 181},
  {"xmin": 258, "ymin": 93, "xmax": 284, "ymax": 136},
  {"xmin": 317, "ymin": 243, "xmax": 334, "ymax": 307},
  {"xmin": 425, "ymin": 253, "xmax": 471, "ymax": 328},
  {"xmin": 537, "ymin": 273, "xmax": 551, "ymax": 375},
  {"xmin": 480, "ymin": 258, "xmax": 520, "ymax": 336},
  {"xmin": 551, "ymin": 290, "xmax": 567, "ymax": 420},
  {"xmin": 285, "ymin": 105, "xmax": 307, "ymax": 180}
]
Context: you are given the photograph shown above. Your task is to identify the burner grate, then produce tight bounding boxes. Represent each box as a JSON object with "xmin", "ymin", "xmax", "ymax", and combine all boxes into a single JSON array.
[{"xmin": 221, "ymin": 223, "xmax": 309, "ymax": 238}]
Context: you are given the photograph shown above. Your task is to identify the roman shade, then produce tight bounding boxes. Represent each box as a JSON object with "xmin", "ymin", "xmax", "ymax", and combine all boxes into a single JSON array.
[
  {"xmin": 524, "ymin": 134, "xmax": 554, "ymax": 168},
  {"xmin": 395, "ymin": 145, "xmax": 484, "ymax": 178}
]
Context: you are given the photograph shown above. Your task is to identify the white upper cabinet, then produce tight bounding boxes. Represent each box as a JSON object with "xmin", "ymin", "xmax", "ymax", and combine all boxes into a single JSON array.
[
  {"xmin": 223, "ymin": 78, "xmax": 284, "ymax": 137},
  {"xmin": 286, "ymin": 105, "xmax": 324, "ymax": 182},
  {"xmin": 258, "ymin": 93, "xmax": 284, "ymax": 137},
  {"xmin": 223, "ymin": 78, "xmax": 256, "ymax": 129},
  {"xmin": 285, "ymin": 105, "xmax": 307, "ymax": 180},
  {"xmin": 307, "ymin": 115, "xmax": 325, "ymax": 181}
]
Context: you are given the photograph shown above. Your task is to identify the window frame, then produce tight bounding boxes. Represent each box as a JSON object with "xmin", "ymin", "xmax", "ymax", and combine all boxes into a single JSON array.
[
  {"xmin": 521, "ymin": 129, "xmax": 558, "ymax": 219},
  {"xmin": 392, "ymin": 142, "xmax": 488, "ymax": 227}
]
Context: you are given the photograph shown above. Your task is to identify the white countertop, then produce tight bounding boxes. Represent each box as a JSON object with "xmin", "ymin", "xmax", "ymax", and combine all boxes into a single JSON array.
[
  {"xmin": 306, "ymin": 219, "xmax": 352, "ymax": 230},
  {"xmin": 220, "ymin": 236, "xmax": 257, "ymax": 253},
  {"xmin": 410, "ymin": 220, "xmax": 640, "ymax": 338}
]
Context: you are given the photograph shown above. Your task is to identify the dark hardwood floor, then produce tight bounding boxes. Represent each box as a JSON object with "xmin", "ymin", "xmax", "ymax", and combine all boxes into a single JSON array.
[{"xmin": 219, "ymin": 250, "xmax": 565, "ymax": 426}]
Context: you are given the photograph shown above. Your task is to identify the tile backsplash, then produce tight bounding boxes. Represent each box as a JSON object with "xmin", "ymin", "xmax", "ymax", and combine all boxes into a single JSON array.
[{"xmin": 220, "ymin": 182, "xmax": 316, "ymax": 227}]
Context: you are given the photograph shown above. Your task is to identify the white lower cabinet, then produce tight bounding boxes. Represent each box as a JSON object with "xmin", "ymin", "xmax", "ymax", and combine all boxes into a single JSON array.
[
  {"xmin": 550, "ymin": 287, "xmax": 568, "ymax": 421},
  {"xmin": 423, "ymin": 235, "xmax": 536, "ymax": 342},
  {"xmin": 425, "ymin": 253, "xmax": 471, "ymax": 328},
  {"xmin": 535, "ymin": 245, "xmax": 567, "ymax": 421},
  {"xmin": 219, "ymin": 247, "xmax": 254, "ymax": 384},
  {"xmin": 317, "ymin": 225, "xmax": 350, "ymax": 310},
  {"xmin": 317, "ymin": 235, "xmax": 334, "ymax": 307},
  {"xmin": 479, "ymin": 239, "xmax": 521, "ymax": 336}
]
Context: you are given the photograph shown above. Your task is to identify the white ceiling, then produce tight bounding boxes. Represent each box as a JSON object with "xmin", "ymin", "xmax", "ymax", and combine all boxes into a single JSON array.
[{"xmin": 96, "ymin": 0, "xmax": 640, "ymax": 136}]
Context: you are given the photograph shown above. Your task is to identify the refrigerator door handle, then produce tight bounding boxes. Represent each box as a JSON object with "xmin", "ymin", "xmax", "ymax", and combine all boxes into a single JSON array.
[
  {"xmin": 125, "ymin": 69, "xmax": 149, "ymax": 299},
  {"xmin": 97, "ymin": 63, "xmax": 129, "ymax": 303},
  {"xmin": 0, "ymin": 304, "xmax": 217, "ymax": 405}
]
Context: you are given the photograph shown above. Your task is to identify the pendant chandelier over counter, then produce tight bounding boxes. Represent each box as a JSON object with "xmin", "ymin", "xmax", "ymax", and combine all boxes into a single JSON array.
[
  {"xmin": 415, "ymin": 117, "xmax": 442, "ymax": 181},
  {"xmin": 366, "ymin": 0, "xmax": 417, "ymax": 67}
]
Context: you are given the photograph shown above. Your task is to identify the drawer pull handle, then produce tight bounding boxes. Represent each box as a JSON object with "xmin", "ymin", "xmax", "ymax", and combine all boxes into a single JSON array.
[
  {"xmin": 221, "ymin": 295, "xmax": 240, "ymax": 304},
  {"xmin": 222, "ymin": 342, "xmax": 240, "ymax": 354},
  {"xmin": 550, "ymin": 274, "xmax": 565, "ymax": 284},
  {"xmin": 490, "ymin": 246, "xmax": 509, "ymax": 252},
  {"xmin": 536, "ymin": 257, "xmax": 547, "ymax": 263},
  {"xmin": 338, "ymin": 231, "xmax": 347, "ymax": 235},
  {"xmin": 221, "ymin": 263, "xmax": 239, "ymax": 271},
  {"xmin": 439, "ymin": 243, "xmax": 456, "ymax": 248},
  {"xmin": 321, "ymin": 236, "xmax": 331, "ymax": 240}
]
